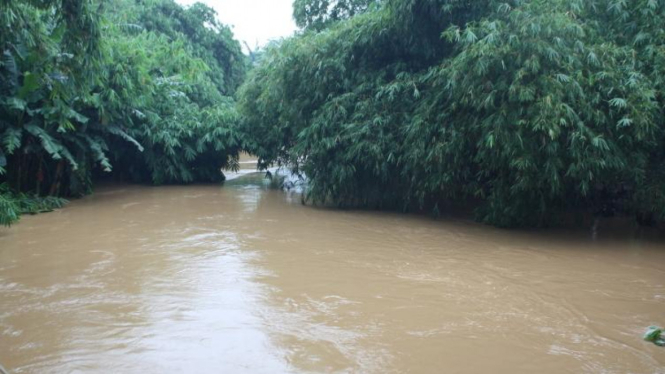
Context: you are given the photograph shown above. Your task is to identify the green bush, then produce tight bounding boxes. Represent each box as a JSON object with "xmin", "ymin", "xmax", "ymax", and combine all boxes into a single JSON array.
[
  {"xmin": 0, "ymin": 183, "xmax": 67, "ymax": 227},
  {"xmin": 238, "ymin": 0, "xmax": 665, "ymax": 227},
  {"xmin": 0, "ymin": 0, "xmax": 247, "ymax": 198}
]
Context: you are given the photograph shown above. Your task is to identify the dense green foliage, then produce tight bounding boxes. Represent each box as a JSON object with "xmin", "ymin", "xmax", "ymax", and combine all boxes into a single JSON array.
[
  {"xmin": 3, "ymin": 0, "xmax": 664, "ymax": 229},
  {"xmin": 0, "ymin": 184, "xmax": 67, "ymax": 227},
  {"xmin": 293, "ymin": 0, "xmax": 378, "ymax": 31},
  {"xmin": 239, "ymin": 0, "xmax": 665, "ymax": 227},
  {"xmin": 101, "ymin": 0, "xmax": 245, "ymax": 184},
  {"xmin": 0, "ymin": 0, "xmax": 246, "ymax": 225}
]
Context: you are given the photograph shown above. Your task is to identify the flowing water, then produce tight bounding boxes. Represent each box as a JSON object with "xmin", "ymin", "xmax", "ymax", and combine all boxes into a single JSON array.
[{"xmin": 1, "ymin": 167, "xmax": 664, "ymax": 373}]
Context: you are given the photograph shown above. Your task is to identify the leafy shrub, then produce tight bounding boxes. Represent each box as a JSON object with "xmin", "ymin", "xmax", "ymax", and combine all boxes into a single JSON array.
[
  {"xmin": 0, "ymin": 0, "xmax": 246, "ymax": 195},
  {"xmin": 0, "ymin": 183, "xmax": 67, "ymax": 227},
  {"xmin": 238, "ymin": 0, "xmax": 665, "ymax": 227}
]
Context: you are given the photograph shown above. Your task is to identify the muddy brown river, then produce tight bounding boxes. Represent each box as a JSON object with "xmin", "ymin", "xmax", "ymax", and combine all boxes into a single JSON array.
[{"xmin": 1, "ymin": 171, "xmax": 664, "ymax": 373}]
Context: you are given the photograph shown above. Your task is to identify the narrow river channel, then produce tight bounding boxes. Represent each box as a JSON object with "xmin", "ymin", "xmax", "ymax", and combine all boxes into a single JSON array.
[{"xmin": 1, "ymin": 169, "xmax": 664, "ymax": 373}]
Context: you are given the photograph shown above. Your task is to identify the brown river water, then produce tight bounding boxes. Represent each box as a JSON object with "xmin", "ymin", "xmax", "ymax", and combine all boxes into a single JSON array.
[{"xmin": 1, "ymin": 168, "xmax": 664, "ymax": 373}]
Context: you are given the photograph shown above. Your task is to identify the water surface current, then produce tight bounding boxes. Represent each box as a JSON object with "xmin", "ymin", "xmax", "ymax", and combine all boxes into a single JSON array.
[{"xmin": 1, "ymin": 172, "xmax": 664, "ymax": 373}]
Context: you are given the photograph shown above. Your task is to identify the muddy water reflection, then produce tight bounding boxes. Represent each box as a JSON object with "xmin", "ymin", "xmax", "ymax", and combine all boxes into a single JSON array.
[{"xmin": 1, "ymin": 175, "xmax": 664, "ymax": 373}]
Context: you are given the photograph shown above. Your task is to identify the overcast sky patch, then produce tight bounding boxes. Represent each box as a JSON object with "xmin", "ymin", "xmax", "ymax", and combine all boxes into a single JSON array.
[{"xmin": 177, "ymin": 0, "xmax": 298, "ymax": 53}]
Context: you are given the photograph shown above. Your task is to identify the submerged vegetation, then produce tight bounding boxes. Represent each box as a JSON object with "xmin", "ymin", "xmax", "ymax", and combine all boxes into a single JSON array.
[
  {"xmin": 2, "ymin": 0, "xmax": 664, "ymax": 228},
  {"xmin": 238, "ymin": 0, "xmax": 665, "ymax": 227},
  {"xmin": 0, "ymin": 184, "xmax": 67, "ymax": 227},
  {"xmin": 0, "ymin": 0, "xmax": 246, "ymax": 225}
]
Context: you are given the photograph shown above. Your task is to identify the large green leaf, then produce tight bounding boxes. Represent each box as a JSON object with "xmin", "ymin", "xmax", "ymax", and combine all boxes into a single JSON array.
[
  {"xmin": 107, "ymin": 125, "xmax": 144, "ymax": 152},
  {"xmin": 1, "ymin": 50, "xmax": 18, "ymax": 93},
  {"xmin": 18, "ymin": 71, "xmax": 40, "ymax": 99},
  {"xmin": 0, "ymin": 193, "xmax": 20, "ymax": 227},
  {"xmin": 0, "ymin": 148, "xmax": 6, "ymax": 175},
  {"xmin": 24, "ymin": 124, "xmax": 79, "ymax": 170},
  {"xmin": 25, "ymin": 124, "xmax": 63, "ymax": 159},
  {"xmin": 2, "ymin": 126, "xmax": 23, "ymax": 154},
  {"xmin": 85, "ymin": 136, "xmax": 112, "ymax": 172}
]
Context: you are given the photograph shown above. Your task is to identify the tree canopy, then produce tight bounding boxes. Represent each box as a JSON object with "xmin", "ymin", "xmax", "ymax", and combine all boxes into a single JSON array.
[
  {"xmin": 0, "ymin": 0, "xmax": 247, "ymax": 225},
  {"xmin": 2, "ymin": 0, "xmax": 664, "ymax": 229},
  {"xmin": 293, "ymin": 0, "xmax": 378, "ymax": 31},
  {"xmin": 239, "ymin": 0, "xmax": 665, "ymax": 227}
]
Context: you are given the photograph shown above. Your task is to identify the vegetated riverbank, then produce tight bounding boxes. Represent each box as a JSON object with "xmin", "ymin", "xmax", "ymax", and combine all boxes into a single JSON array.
[
  {"xmin": 264, "ymin": 163, "xmax": 665, "ymax": 235},
  {"xmin": 238, "ymin": 0, "xmax": 665, "ymax": 228},
  {"xmin": 4, "ymin": 0, "xmax": 665, "ymax": 231},
  {"xmin": 0, "ymin": 0, "xmax": 247, "ymax": 227}
]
